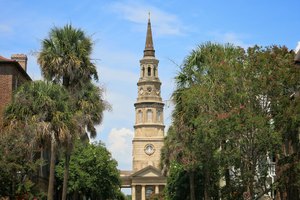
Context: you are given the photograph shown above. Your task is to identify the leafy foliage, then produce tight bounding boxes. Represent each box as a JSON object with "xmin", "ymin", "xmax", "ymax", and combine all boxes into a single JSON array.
[
  {"xmin": 70, "ymin": 82, "xmax": 109, "ymax": 138},
  {"xmin": 163, "ymin": 42, "xmax": 300, "ymax": 199},
  {"xmin": 1, "ymin": 81, "xmax": 73, "ymax": 199},
  {"xmin": 165, "ymin": 162, "xmax": 192, "ymax": 200},
  {"xmin": 4, "ymin": 81, "xmax": 74, "ymax": 145},
  {"xmin": 56, "ymin": 140, "xmax": 121, "ymax": 199},
  {"xmin": 37, "ymin": 24, "xmax": 109, "ymax": 199},
  {"xmin": 0, "ymin": 127, "xmax": 43, "ymax": 198}
]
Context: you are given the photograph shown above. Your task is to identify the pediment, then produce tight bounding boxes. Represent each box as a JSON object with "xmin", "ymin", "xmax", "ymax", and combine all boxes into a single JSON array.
[{"xmin": 131, "ymin": 165, "xmax": 163, "ymax": 178}]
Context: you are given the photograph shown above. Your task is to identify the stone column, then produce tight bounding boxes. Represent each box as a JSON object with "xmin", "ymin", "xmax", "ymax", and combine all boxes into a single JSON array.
[
  {"xmin": 132, "ymin": 185, "xmax": 136, "ymax": 200},
  {"xmin": 155, "ymin": 185, "xmax": 159, "ymax": 194},
  {"xmin": 141, "ymin": 185, "xmax": 146, "ymax": 200}
]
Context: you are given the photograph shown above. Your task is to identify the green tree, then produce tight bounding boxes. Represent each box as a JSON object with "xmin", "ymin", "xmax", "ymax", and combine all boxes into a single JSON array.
[
  {"xmin": 165, "ymin": 43, "xmax": 244, "ymax": 199},
  {"xmin": 0, "ymin": 126, "xmax": 43, "ymax": 199},
  {"xmin": 245, "ymin": 46, "xmax": 300, "ymax": 199},
  {"xmin": 56, "ymin": 139, "xmax": 122, "ymax": 199},
  {"xmin": 3, "ymin": 81, "xmax": 73, "ymax": 200},
  {"xmin": 162, "ymin": 127, "xmax": 204, "ymax": 200},
  {"xmin": 37, "ymin": 24, "xmax": 108, "ymax": 200},
  {"xmin": 165, "ymin": 161, "xmax": 194, "ymax": 200},
  {"xmin": 37, "ymin": 24, "xmax": 98, "ymax": 88},
  {"xmin": 163, "ymin": 43, "xmax": 299, "ymax": 199}
]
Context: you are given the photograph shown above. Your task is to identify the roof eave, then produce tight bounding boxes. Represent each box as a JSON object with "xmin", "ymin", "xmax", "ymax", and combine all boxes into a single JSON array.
[{"xmin": 0, "ymin": 61, "xmax": 31, "ymax": 81}]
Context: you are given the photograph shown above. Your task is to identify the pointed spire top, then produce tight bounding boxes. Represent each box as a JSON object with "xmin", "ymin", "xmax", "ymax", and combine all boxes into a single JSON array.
[{"xmin": 144, "ymin": 12, "xmax": 155, "ymax": 57}]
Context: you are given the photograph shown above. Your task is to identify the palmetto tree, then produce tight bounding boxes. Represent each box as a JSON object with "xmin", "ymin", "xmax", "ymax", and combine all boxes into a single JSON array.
[
  {"xmin": 38, "ymin": 24, "xmax": 98, "ymax": 89},
  {"xmin": 69, "ymin": 82, "xmax": 106, "ymax": 137},
  {"xmin": 38, "ymin": 24, "xmax": 108, "ymax": 200},
  {"xmin": 4, "ymin": 81, "xmax": 73, "ymax": 200}
]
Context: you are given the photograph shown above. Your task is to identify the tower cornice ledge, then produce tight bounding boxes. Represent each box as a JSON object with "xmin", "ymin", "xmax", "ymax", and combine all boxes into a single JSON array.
[
  {"xmin": 140, "ymin": 57, "xmax": 159, "ymax": 62},
  {"xmin": 134, "ymin": 102, "xmax": 164, "ymax": 107},
  {"xmin": 136, "ymin": 99, "xmax": 163, "ymax": 103},
  {"xmin": 132, "ymin": 138, "xmax": 165, "ymax": 142},
  {"xmin": 137, "ymin": 79, "xmax": 161, "ymax": 85},
  {"xmin": 134, "ymin": 124, "xmax": 165, "ymax": 129}
]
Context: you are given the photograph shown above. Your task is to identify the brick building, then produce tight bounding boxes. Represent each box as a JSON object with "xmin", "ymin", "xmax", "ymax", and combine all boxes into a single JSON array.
[{"xmin": 0, "ymin": 54, "xmax": 31, "ymax": 124}]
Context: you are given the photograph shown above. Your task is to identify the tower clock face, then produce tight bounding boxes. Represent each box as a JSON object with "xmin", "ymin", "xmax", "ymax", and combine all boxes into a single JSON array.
[{"xmin": 144, "ymin": 144, "xmax": 155, "ymax": 155}]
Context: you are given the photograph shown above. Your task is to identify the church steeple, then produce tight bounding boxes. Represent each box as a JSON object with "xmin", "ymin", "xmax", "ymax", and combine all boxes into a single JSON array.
[
  {"xmin": 133, "ymin": 15, "xmax": 165, "ymax": 174},
  {"xmin": 120, "ymin": 14, "xmax": 166, "ymax": 199},
  {"xmin": 144, "ymin": 13, "xmax": 155, "ymax": 57}
]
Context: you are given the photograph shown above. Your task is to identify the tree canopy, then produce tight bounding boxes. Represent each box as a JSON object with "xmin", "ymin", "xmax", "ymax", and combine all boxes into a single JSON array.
[
  {"xmin": 162, "ymin": 42, "xmax": 300, "ymax": 199},
  {"xmin": 0, "ymin": 127, "xmax": 42, "ymax": 199},
  {"xmin": 38, "ymin": 24, "xmax": 98, "ymax": 88},
  {"xmin": 37, "ymin": 24, "xmax": 109, "ymax": 200},
  {"xmin": 56, "ymin": 140, "xmax": 122, "ymax": 199},
  {"xmin": 3, "ymin": 81, "xmax": 74, "ymax": 200}
]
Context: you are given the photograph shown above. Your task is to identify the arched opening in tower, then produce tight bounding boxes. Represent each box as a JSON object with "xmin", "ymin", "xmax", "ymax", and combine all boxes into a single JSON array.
[{"xmin": 148, "ymin": 66, "xmax": 151, "ymax": 76}]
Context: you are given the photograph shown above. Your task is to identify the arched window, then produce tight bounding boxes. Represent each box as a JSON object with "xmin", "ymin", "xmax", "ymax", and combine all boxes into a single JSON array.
[
  {"xmin": 153, "ymin": 67, "xmax": 156, "ymax": 77},
  {"xmin": 142, "ymin": 67, "xmax": 145, "ymax": 77},
  {"xmin": 138, "ymin": 110, "xmax": 143, "ymax": 123},
  {"xmin": 157, "ymin": 110, "xmax": 161, "ymax": 122},
  {"xmin": 147, "ymin": 109, "xmax": 152, "ymax": 122},
  {"xmin": 148, "ymin": 66, "xmax": 151, "ymax": 76}
]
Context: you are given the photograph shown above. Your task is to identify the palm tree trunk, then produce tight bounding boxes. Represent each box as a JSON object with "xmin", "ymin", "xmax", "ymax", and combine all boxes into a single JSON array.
[
  {"xmin": 62, "ymin": 151, "xmax": 70, "ymax": 200},
  {"xmin": 40, "ymin": 147, "xmax": 44, "ymax": 178},
  {"xmin": 189, "ymin": 170, "xmax": 196, "ymax": 200},
  {"xmin": 47, "ymin": 134, "xmax": 56, "ymax": 200}
]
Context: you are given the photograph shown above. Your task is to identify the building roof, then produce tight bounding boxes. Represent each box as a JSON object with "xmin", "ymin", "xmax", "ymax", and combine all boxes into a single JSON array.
[
  {"xmin": 143, "ymin": 13, "xmax": 155, "ymax": 57},
  {"xmin": 131, "ymin": 165, "xmax": 164, "ymax": 177},
  {"xmin": 0, "ymin": 55, "xmax": 31, "ymax": 80},
  {"xmin": 0, "ymin": 55, "xmax": 14, "ymax": 62}
]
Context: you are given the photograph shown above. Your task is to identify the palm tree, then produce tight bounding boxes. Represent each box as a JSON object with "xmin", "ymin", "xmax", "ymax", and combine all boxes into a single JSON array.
[
  {"xmin": 37, "ymin": 24, "xmax": 108, "ymax": 200},
  {"xmin": 4, "ymin": 81, "xmax": 73, "ymax": 200},
  {"xmin": 71, "ymin": 82, "xmax": 107, "ymax": 138},
  {"xmin": 38, "ymin": 24, "xmax": 98, "ymax": 89}
]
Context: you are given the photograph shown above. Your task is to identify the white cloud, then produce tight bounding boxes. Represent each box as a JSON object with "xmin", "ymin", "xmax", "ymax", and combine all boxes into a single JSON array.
[
  {"xmin": 109, "ymin": 1, "xmax": 184, "ymax": 36},
  {"xmin": 210, "ymin": 31, "xmax": 251, "ymax": 49},
  {"xmin": 295, "ymin": 41, "xmax": 300, "ymax": 53},
  {"xmin": 107, "ymin": 128, "xmax": 134, "ymax": 169}
]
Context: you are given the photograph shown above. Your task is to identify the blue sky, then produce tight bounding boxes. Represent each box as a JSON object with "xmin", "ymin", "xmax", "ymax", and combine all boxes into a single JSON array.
[{"xmin": 1, "ymin": 0, "xmax": 300, "ymax": 172}]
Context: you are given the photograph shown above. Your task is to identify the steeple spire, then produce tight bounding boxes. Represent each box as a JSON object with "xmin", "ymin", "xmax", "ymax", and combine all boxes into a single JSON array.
[{"xmin": 144, "ymin": 13, "xmax": 155, "ymax": 57}]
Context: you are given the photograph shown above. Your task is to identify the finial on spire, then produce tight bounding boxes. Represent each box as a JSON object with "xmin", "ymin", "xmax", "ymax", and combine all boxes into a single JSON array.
[
  {"xmin": 144, "ymin": 13, "xmax": 155, "ymax": 57},
  {"xmin": 148, "ymin": 12, "xmax": 150, "ymax": 20}
]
